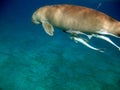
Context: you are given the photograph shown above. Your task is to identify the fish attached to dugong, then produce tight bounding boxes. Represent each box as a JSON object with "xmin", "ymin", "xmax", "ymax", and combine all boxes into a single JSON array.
[{"xmin": 32, "ymin": 4, "xmax": 120, "ymax": 51}]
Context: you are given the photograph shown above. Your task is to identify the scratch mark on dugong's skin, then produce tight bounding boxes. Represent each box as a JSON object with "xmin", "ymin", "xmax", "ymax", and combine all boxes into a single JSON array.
[{"xmin": 32, "ymin": 4, "xmax": 120, "ymax": 37}]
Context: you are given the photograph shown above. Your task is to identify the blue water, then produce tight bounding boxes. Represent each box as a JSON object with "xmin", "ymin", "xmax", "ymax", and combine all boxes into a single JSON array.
[{"xmin": 0, "ymin": 0, "xmax": 120, "ymax": 90}]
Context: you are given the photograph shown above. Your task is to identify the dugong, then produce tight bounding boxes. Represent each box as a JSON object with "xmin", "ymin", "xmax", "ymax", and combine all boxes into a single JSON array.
[
  {"xmin": 32, "ymin": 4, "xmax": 120, "ymax": 37},
  {"xmin": 32, "ymin": 4, "xmax": 120, "ymax": 51}
]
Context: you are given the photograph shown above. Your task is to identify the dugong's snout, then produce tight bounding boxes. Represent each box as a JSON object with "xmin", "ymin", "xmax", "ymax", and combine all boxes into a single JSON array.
[
  {"xmin": 32, "ymin": 12, "xmax": 41, "ymax": 25},
  {"xmin": 32, "ymin": 17, "xmax": 41, "ymax": 25}
]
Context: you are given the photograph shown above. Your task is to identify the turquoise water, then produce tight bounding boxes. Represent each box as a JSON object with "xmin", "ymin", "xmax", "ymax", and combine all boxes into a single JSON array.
[{"xmin": 0, "ymin": 0, "xmax": 120, "ymax": 90}]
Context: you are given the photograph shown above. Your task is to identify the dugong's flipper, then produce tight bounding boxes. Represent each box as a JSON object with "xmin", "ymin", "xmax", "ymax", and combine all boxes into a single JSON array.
[
  {"xmin": 93, "ymin": 34, "xmax": 120, "ymax": 51},
  {"xmin": 41, "ymin": 20, "xmax": 54, "ymax": 36},
  {"xmin": 71, "ymin": 36, "xmax": 104, "ymax": 52}
]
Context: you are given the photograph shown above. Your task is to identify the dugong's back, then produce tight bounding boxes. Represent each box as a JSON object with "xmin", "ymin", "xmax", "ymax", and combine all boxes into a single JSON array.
[{"xmin": 43, "ymin": 4, "xmax": 116, "ymax": 33}]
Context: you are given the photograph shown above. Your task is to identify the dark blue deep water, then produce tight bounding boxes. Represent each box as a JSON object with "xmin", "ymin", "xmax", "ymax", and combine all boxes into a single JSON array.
[{"xmin": 0, "ymin": 0, "xmax": 120, "ymax": 90}]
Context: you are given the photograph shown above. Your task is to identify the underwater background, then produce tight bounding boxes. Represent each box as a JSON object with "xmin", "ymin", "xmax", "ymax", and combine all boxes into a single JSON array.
[{"xmin": 0, "ymin": 0, "xmax": 120, "ymax": 90}]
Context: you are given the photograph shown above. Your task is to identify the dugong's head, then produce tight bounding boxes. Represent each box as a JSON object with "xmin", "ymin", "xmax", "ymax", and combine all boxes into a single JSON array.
[
  {"xmin": 32, "ymin": 11, "xmax": 41, "ymax": 25},
  {"xmin": 32, "ymin": 7, "xmax": 54, "ymax": 36}
]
